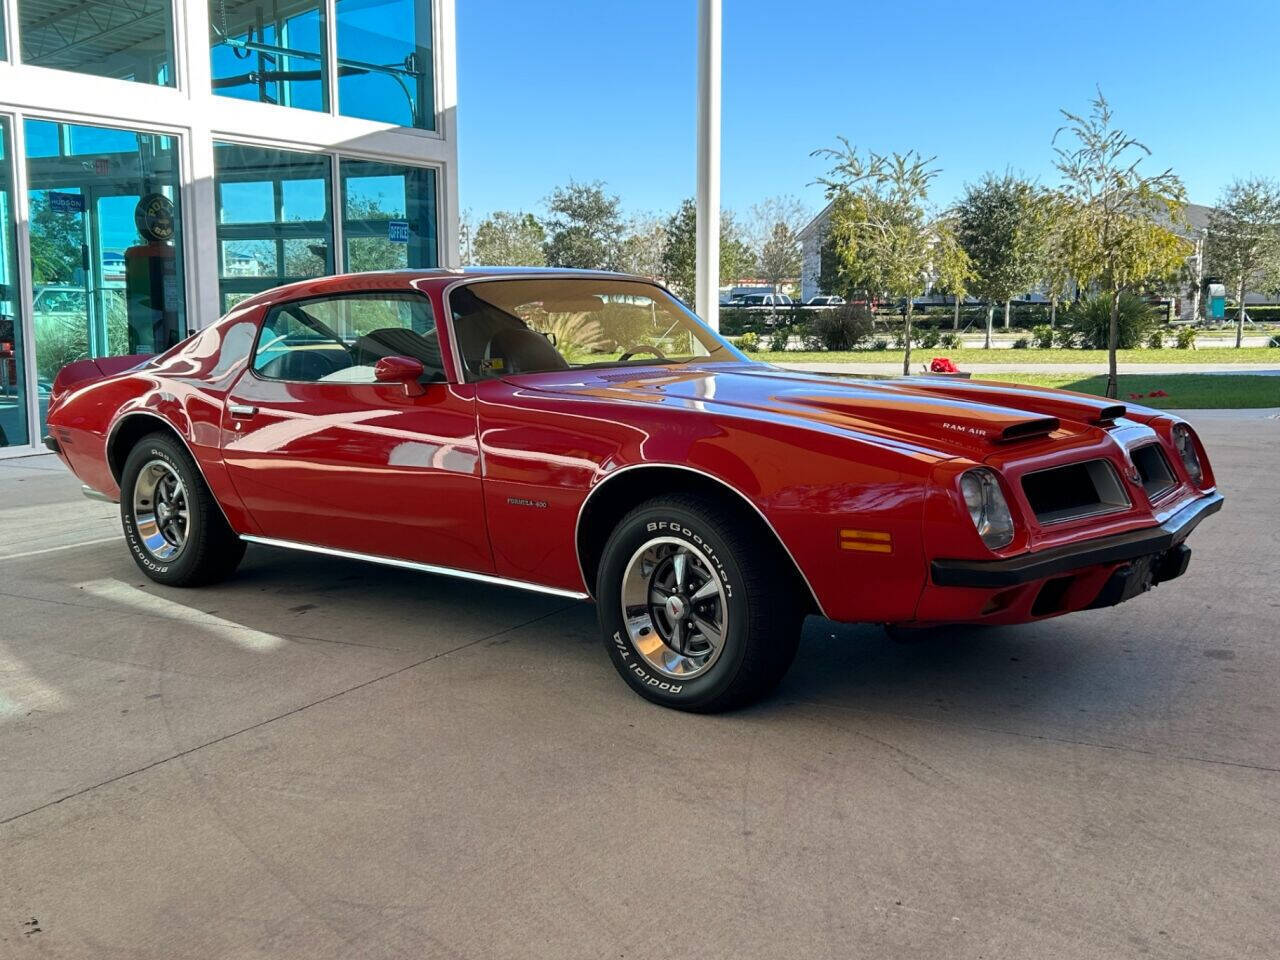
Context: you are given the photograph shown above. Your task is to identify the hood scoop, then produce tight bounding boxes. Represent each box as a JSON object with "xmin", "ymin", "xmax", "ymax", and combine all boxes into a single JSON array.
[
  {"xmin": 998, "ymin": 417, "xmax": 1060, "ymax": 442},
  {"xmin": 1094, "ymin": 404, "xmax": 1126, "ymax": 424}
]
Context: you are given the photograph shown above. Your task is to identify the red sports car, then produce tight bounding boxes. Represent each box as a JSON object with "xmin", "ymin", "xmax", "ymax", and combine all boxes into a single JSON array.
[{"xmin": 45, "ymin": 269, "xmax": 1222, "ymax": 711}]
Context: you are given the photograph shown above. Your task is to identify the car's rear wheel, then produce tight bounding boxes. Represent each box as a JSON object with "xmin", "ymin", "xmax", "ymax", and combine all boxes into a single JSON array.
[
  {"xmin": 120, "ymin": 432, "xmax": 245, "ymax": 586},
  {"xmin": 596, "ymin": 494, "xmax": 804, "ymax": 712}
]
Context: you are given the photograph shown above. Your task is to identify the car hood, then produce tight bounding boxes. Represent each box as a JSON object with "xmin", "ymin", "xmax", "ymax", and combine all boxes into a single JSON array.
[{"xmin": 516, "ymin": 362, "xmax": 1128, "ymax": 459}]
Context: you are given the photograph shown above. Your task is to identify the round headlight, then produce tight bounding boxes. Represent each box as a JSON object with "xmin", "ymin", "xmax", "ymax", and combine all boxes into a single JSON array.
[
  {"xmin": 959, "ymin": 468, "xmax": 1015, "ymax": 549},
  {"xmin": 1172, "ymin": 423, "xmax": 1203, "ymax": 485}
]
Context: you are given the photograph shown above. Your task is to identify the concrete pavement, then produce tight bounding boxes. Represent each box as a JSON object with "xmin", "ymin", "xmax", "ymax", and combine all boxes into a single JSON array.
[{"xmin": 1, "ymin": 412, "xmax": 1278, "ymax": 959}]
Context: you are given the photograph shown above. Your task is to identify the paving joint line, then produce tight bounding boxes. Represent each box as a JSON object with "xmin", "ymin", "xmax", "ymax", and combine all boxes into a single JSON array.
[{"xmin": 0, "ymin": 603, "xmax": 576, "ymax": 827}]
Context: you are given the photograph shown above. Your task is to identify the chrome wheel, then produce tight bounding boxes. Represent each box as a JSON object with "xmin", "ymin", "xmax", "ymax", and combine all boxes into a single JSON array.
[
  {"xmin": 132, "ymin": 459, "xmax": 189, "ymax": 561},
  {"xmin": 620, "ymin": 536, "xmax": 728, "ymax": 680}
]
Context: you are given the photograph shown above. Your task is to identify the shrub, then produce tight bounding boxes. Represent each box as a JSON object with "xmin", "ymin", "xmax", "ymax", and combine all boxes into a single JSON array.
[
  {"xmin": 810, "ymin": 304, "xmax": 874, "ymax": 351},
  {"xmin": 1073, "ymin": 293, "xmax": 1158, "ymax": 350},
  {"xmin": 1269, "ymin": 333, "xmax": 1280, "ymax": 348},
  {"xmin": 1175, "ymin": 327, "xmax": 1197, "ymax": 350},
  {"xmin": 938, "ymin": 332, "xmax": 962, "ymax": 349},
  {"xmin": 734, "ymin": 331, "xmax": 759, "ymax": 352},
  {"xmin": 870, "ymin": 338, "xmax": 888, "ymax": 351},
  {"xmin": 769, "ymin": 326, "xmax": 790, "ymax": 351},
  {"xmin": 1012, "ymin": 336, "xmax": 1030, "ymax": 349},
  {"xmin": 1054, "ymin": 327, "xmax": 1079, "ymax": 349},
  {"xmin": 919, "ymin": 328, "xmax": 941, "ymax": 349},
  {"xmin": 1146, "ymin": 329, "xmax": 1165, "ymax": 349},
  {"xmin": 1031, "ymin": 325, "xmax": 1055, "ymax": 349}
]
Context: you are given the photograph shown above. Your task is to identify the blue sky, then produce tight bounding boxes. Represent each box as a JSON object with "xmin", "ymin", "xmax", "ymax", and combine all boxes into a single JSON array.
[{"xmin": 456, "ymin": 0, "xmax": 1280, "ymax": 224}]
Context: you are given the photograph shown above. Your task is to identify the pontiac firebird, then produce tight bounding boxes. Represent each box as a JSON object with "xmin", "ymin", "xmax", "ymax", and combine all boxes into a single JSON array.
[{"xmin": 44, "ymin": 268, "xmax": 1223, "ymax": 711}]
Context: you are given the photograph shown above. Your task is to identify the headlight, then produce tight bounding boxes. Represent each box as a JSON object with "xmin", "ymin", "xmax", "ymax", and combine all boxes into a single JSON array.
[
  {"xmin": 959, "ymin": 468, "xmax": 1015, "ymax": 549},
  {"xmin": 1171, "ymin": 424, "xmax": 1203, "ymax": 485}
]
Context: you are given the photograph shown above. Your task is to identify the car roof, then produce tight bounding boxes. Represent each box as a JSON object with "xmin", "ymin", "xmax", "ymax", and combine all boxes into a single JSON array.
[{"xmin": 231, "ymin": 266, "xmax": 660, "ymax": 312}]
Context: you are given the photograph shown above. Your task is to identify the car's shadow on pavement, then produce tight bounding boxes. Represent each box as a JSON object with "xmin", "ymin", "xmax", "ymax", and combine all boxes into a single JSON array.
[
  {"xmin": 142, "ymin": 546, "xmax": 1165, "ymax": 733},
  {"xmin": 762, "ymin": 613, "xmax": 1155, "ymax": 729}
]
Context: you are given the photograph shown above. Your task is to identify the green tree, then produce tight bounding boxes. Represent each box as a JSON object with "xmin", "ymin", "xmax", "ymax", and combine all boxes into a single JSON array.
[
  {"xmin": 543, "ymin": 180, "xmax": 625, "ymax": 270},
  {"xmin": 1038, "ymin": 193, "xmax": 1076, "ymax": 328},
  {"xmin": 618, "ymin": 214, "xmax": 666, "ymax": 279},
  {"xmin": 719, "ymin": 211, "xmax": 754, "ymax": 289},
  {"xmin": 931, "ymin": 215, "xmax": 974, "ymax": 329},
  {"xmin": 474, "ymin": 211, "xmax": 547, "ymax": 266},
  {"xmin": 28, "ymin": 194, "xmax": 83, "ymax": 285},
  {"xmin": 749, "ymin": 195, "xmax": 807, "ymax": 294},
  {"xmin": 1205, "ymin": 177, "xmax": 1280, "ymax": 347},
  {"xmin": 1053, "ymin": 91, "xmax": 1189, "ymax": 397},
  {"xmin": 953, "ymin": 173, "xmax": 1048, "ymax": 346},
  {"xmin": 814, "ymin": 138, "xmax": 945, "ymax": 375},
  {"xmin": 661, "ymin": 199, "xmax": 753, "ymax": 304}
]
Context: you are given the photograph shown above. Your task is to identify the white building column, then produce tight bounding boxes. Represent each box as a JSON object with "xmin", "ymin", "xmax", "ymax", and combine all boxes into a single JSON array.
[{"xmin": 695, "ymin": 0, "xmax": 720, "ymax": 329}]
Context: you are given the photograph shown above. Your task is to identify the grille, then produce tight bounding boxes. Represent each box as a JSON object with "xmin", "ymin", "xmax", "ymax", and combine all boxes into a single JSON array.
[
  {"xmin": 1021, "ymin": 459, "xmax": 1130, "ymax": 525},
  {"xmin": 1130, "ymin": 443, "xmax": 1176, "ymax": 500}
]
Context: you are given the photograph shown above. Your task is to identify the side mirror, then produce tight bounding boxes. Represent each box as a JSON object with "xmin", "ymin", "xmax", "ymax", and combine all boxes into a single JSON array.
[{"xmin": 374, "ymin": 355, "xmax": 428, "ymax": 397}]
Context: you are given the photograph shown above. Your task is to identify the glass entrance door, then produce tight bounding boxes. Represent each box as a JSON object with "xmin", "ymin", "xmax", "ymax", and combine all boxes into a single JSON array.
[
  {"xmin": 0, "ymin": 117, "xmax": 31, "ymax": 450},
  {"xmin": 24, "ymin": 119, "xmax": 186, "ymax": 429}
]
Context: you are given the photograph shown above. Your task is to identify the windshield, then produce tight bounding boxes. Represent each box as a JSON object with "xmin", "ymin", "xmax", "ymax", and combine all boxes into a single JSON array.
[{"xmin": 449, "ymin": 277, "xmax": 742, "ymax": 379}]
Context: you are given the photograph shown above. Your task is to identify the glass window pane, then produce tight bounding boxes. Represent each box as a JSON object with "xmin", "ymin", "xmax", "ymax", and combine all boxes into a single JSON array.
[
  {"xmin": 214, "ymin": 142, "xmax": 334, "ymax": 310},
  {"xmin": 254, "ymin": 292, "xmax": 441, "ymax": 382},
  {"xmin": 340, "ymin": 158, "xmax": 437, "ymax": 273},
  {"xmin": 1, "ymin": 118, "xmax": 30, "ymax": 448},
  {"xmin": 209, "ymin": 0, "xmax": 328, "ymax": 111},
  {"xmin": 24, "ymin": 118, "xmax": 186, "ymax": 433},
  {"xmin": 20, "ymin": 0, "xmax": 175, "ymax": 85},
  {"xmin": 336, "ymin": 0, "xmax": 434, "ymax": 129}
]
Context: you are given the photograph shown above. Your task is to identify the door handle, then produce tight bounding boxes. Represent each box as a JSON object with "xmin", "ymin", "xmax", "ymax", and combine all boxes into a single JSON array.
[{"xmin": 228, "ymin": 404, "xmax": 258, "ymax": 419}]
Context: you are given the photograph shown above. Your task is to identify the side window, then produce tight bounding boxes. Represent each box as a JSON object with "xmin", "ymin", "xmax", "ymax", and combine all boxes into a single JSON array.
[{"xmin": 253, "ymin": 292, "xmax": 444, "ymax": 383}]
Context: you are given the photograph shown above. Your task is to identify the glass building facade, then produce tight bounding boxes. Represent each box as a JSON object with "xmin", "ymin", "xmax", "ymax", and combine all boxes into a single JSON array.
[{"xmin": 0, "ymin": 0, "xmax": 456, "ymax": 453}]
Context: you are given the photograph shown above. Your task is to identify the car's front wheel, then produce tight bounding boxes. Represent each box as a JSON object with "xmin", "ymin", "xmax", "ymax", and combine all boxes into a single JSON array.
[
  {"xmin": 596, "ymin": 494, "xmax": 804, "ymax": 712},
  {"xmin": 120, "ymin": 432, "xmax": 245, "ymax": 586}
]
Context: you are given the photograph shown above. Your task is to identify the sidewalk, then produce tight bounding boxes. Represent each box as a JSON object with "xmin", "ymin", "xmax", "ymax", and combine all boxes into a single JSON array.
[{"xmin": 780, "ymin": 361, "xmax": 1280, "ymax": 376}]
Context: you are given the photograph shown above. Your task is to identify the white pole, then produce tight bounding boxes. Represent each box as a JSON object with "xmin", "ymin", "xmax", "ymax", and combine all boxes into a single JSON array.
[{"xmin": 695, "ymin": 0, "xmax": 721, "ymax": 330}]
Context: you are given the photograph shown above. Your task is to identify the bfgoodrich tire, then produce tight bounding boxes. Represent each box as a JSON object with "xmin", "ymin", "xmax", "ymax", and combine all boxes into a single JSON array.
[
  {"xmin": 596, "ymin": 494, "xmax": 804, "ymax": 712},
  {"xmin": 120, "ymin": 432, "xmax": 245, "ymax": 586}
]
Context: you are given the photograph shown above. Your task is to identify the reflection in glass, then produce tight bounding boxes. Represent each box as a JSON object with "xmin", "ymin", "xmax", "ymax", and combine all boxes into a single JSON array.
[
  {"xmin": 24, "ymin": 119, "xmax": 186, "ymax": 429},
  {"xmin": 1, "ymin": 119, "xmax": 30, "ymax": 448},
  {"xmin": 215, "ymin": 142, "xmax": 334, "ymax": 310},
  {"xmin": 336, "ymin": 0, "xmax": 434, "ymax": 129},
  {"xmin": 19, "ymin": 0, "xmax": 175, "ymax": 84},
  {"xmin": 341, "ymin": 158, "xmax": 437, "ymax": 272},
  {"xmin": 209, "ymin": 0, "xmax": 327, "ymax": 111}
]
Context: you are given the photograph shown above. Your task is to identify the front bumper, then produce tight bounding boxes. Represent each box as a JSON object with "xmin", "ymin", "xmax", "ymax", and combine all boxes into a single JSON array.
[{"xmin": 930, "ymin": 492, "xmax": 1224, "ymax": 589}]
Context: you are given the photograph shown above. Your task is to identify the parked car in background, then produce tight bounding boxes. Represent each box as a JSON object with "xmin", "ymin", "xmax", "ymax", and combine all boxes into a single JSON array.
[
  {"xmin": 46, "ymin": 268, "xmax": 1223, "ymax": 712},
  {"xmin": 738, "ymin": 293, "xmax": 792, "ymax": 307},
  {"xmin": 806, "ymin": 295, "xmax": 845, "ymax": 306}
]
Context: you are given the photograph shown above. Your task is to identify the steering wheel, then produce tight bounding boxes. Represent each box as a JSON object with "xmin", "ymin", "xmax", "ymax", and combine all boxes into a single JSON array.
[{"xmin": 618, "ymin": 344, "xmax": 667, "ymax": 362}]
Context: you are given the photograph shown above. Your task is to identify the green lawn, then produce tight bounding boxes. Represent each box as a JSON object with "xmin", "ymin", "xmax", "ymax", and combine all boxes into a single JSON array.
[
  {"xmin": 957, "ymin": 373, "xmax": 1279, "ymax": 409},
  {"xmin": 755, "ymin": 347, "xmax": 1278, "ymax": 364}
]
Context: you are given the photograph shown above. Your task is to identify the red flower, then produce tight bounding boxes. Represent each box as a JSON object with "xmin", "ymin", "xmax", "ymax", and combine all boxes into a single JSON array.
[
  {"xmin": 1129, "ymin": 393, "xmax": 1143, "ymax": 400},
  {"xmin": 1149, "ymin": 389, "xmax": 1168, "ymax": 398},
  {"xmin": 930, "ymin": 357, "xmax": 958, "ymax": 373}
]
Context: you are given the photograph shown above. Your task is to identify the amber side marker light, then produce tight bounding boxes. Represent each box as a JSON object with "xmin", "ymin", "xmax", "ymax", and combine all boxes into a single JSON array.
[{"xmin": 839, "ymin": 529, "xmax": 893, "ymax": 553}]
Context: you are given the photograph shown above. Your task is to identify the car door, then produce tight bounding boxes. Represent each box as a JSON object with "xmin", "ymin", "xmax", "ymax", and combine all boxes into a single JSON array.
[{"xmin": 219, "ymin": 289, "xmax": 494, "ymax": 574}]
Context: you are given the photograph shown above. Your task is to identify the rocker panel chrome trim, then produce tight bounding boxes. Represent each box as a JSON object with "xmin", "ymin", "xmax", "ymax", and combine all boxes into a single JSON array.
[
  {"xmin": 82, "ymin": 484, "xmax": 117, "ymax": 504},
  {"xmin": 239, "ymin": 535, "xmax": 591, "ymax": 600}
]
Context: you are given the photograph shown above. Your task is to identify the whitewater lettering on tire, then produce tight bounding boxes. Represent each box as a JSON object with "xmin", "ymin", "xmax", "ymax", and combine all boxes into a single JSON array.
[
  {"xmin": 612, "ymin": 631, "xmax": 682, "ymax": 693},
  {"xmin": 644, "ymin": 518, "xmax": 733, "ymax": 598}
]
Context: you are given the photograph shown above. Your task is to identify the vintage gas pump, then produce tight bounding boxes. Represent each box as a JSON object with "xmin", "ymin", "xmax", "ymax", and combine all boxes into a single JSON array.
[{"xmin": 123, "ymin": 194, "xmax": 181, "ymax": 354}]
